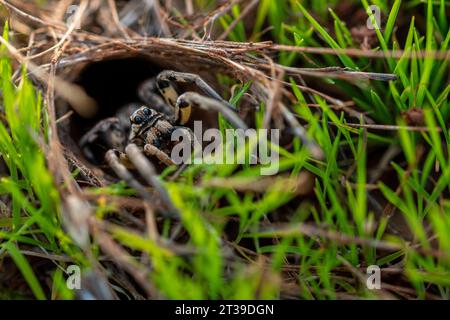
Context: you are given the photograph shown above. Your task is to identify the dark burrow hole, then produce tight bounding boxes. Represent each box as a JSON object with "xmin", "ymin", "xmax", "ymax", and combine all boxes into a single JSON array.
[
  {"xmin": 63, "ymin": 56, "xmax": 220, "ymax": 167},
  {"xmin": 69, "ymin": 57, "xmax": 161, "ymax": 145}
]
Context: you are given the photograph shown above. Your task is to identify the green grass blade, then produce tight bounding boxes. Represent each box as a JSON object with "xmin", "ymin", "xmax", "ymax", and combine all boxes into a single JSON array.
[{"xmin": 4, "ymin": 242, "xmax": 46, "ymax": 300}]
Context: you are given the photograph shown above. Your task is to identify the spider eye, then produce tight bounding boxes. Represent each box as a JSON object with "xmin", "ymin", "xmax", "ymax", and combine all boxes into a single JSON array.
[
  {"xmin": 143, "ymin": 108, "xmax": 151, "ymax": 115},
  {"xmin": 134, "ymin": 116, "xmax": 143, "ymax": 124}
]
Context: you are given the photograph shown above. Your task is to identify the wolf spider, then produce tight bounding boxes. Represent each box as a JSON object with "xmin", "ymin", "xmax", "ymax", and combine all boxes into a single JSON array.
[{"xmin": 80, "ymin": 70, "xmax": 247, "ymax": 215}]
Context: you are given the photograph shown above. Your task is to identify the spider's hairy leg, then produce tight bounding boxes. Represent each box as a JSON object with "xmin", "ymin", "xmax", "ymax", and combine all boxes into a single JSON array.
[
  {"xmin": 105, "ymin": 149, "xmax": 154, "ymax": 204},
  {"xmin": 138, "ymin": 78, "xmax": 174, "ymax": 116},
  {"xmin": 80, "ymin": 117, "xmax": 126, "ymax": 163},
  {"xmin": 119, "ymin": 152, "xmax": 134, "ymax": 169},
  {"xmin": 155, "ymin": 72, "xmax": 180, "ymax": 107},
  {"xmin": 125, "ymin": 144, "xmax": 179, "ymax": 217},
  {"xmin": 143, "ymin": 144, "xmax": 175, "ymax": 167},
  {"xmin": 156, "ymin": 70, "xmax": 236, "ymax": 123},
  {"xmin": 172, "ymin": 126, "xmax": 199, "ymax": 162},
  {"xmin": 177, "ymin": 92, "xmax": 248, "ymax": 129}
]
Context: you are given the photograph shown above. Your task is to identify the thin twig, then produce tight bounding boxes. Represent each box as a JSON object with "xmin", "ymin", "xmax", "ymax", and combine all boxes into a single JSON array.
[{"xmin": 218, "ymin": 0, "xmax": 259, "ymax": 41}]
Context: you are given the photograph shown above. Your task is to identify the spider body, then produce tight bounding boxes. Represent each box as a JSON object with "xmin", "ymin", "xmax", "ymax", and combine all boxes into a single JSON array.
[
  {"xmin": 129, "ymin": 106, "xmax": 191, "ymax": 167},
  {"xmin": 129, "ymin": 106, "xmax": 173, "ymax": 147},
  {"xmin": 78, "ymin": 69, "xmax": 323, "ymax": 216},
  {"xmin": 79, "ymin": 70, "xmax": 247, "ymax": 215},
  {"xmin": 81, "ymin": 70, "xmax": 247, "ymax": 167}
]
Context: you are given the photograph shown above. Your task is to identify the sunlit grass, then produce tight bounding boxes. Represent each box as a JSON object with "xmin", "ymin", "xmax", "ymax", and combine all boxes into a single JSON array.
[{"xmin": 0, "ymin": 0, "xmax": 449, "ymax": 300}]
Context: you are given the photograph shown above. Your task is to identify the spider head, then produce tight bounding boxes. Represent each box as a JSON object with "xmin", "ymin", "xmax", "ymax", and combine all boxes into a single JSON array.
[
  {"xmin": 130, "ymin": 106, "xmax": 154, "ymax": 125},
  {"xmin": 129, "ymin": 106, "xmax": 163, "ymax": 141}
]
